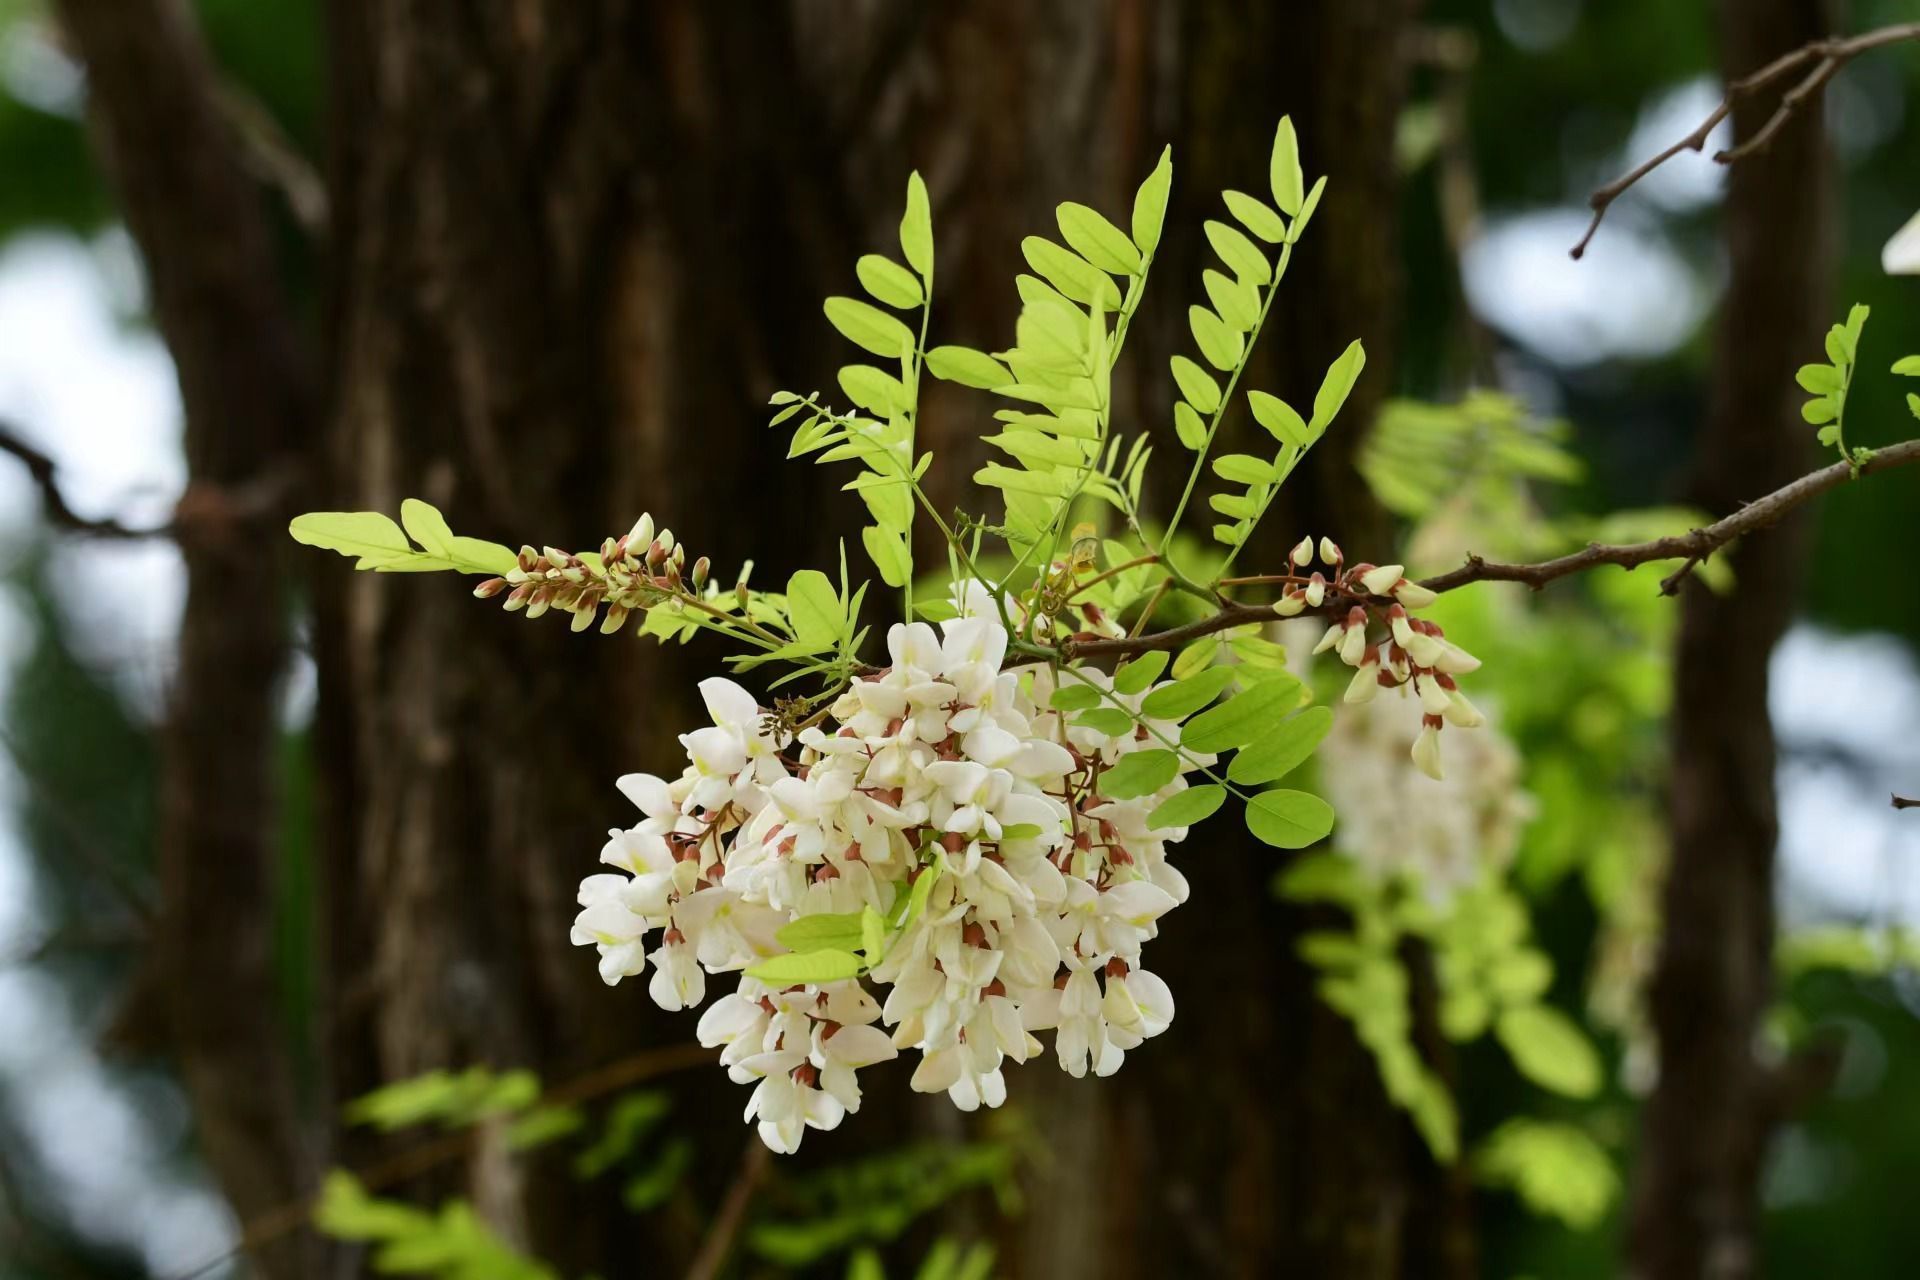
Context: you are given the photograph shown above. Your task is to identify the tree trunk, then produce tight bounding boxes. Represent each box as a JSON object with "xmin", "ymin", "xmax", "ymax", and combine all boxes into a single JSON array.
[{"xmin": 1628, "ymin": 1, "xmax": 1834, "ymax": 1276}]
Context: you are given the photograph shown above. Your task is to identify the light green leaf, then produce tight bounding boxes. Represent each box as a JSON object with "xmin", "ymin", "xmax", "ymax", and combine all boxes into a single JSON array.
[
  {"xmin": 1223, "ymin": 189, "xmax": 1287, "ymax": 243},
  {"xmin": 1275, "ymin": 851, "xmax": 1365, "ymax": 904},
  {"xmin": 291, "ymin": 511, "xmax": 422, "ymax": 570},
  {"xmin": 1801, "ymin": 397, "xmax": 1837, "ymax": 425},
  {"xmin": 825, "ymin": 296, "xmax": 914, "ymax": 358},
  {"xmin": 1149, "ymin": 784, "xmax": 1226, "ymax": 828},
  {"xmin": 1290, "ymin": 176, "xmax": 1327, "ymax": 241},
  {"xmin": 400, "ymin": 498, "xmax": 455, "ymax": 557},
  {"xmin": 1204, "ymin": 219, "xmax": 1270, "ymax": 285},
  {"xmin": 926, "ymin": 344, "xmax": 1010, "ymax": 389},
  {"xmin": 1075, "ymin": 708, "xmax": 1134, "ymax": 737},
  {"xmin": 1495, "ymin": 1005, "xmax": 1603, "ymax": 1098},
  {"xmin": 1171, "ymin": 636, "xmax": 1218, "ymax": 680},
  {"xmin": 1170, "ymin": 355, "xmax": 1222, "ymax": 415},
  {"xmin": 1131, "ymin": 145, "xmax": 1173, "ymax": 255},
  {"xmin": 856, "ymin": 254, "xmax": 923, "ymax": 309},
  {"xmin": 1140, "ymin": 666, "xmax": 1236, "ymax": 720},
  {"xmin": 1203, "ymin": 268, "xmax": 1259, "ymax": 331},
  {"xmin": 861, "ymin": 524, "xmax": 911, "ymax": 588},
  {"xmin": 1173, "ymin": 401, "xmax": 1208, "ymax": 450},
  {"xmin": 1892, "ymin": 354, "xmax": 1920, "ymax": 376},
  {"xmin": 1270, "ymin": 117, "xmax": 1304, "ymax": 217},
  {"xmin": 1795, "ymin": 363, "xmax": 1842, "ymax": 394},
  {"xmin": 1245, "ymin": 789, "xmax": 1335, "ymax": 849},
  {"xmin": 838, "ymin": 364, "xmax": 907, "ymax": 416},
  {"xmin": 898, "ymin": 867, "xmax": 939, "ymax": 929},
  {"xmin": 1908, "ymin": 392, "xmax": 1920, "ymax": 420},
  {"xmin": 1189, "ymin": 305, "xmax": 1244, "ymax": 371},
  {"xmin": 860, "ymin": 906, "xmax": 888, "ymax": 964},
  {"xmin": 1022, "ymin": 236, "xmax": 1121, "ymax": 309},
  {"xmin": 1111, "ymin": 651, "xmax": 1169, "ymax": 695},
  {"xmin": 746, "ymin": 949, "xmax": 866, "ymax": 984},
  {"xmin": 900, "ymin": 170, "xmax": 934, "ymax": 279},
  {"xmin": 1310, "ymin": 339, "xmax": 1367, "ymax": 432},
  {"xmin": 1103, "ymin": 748, "xmax": 1182, "ymax": 800},
  {"xmin": 775, "ymin": 912, "xmax": 866, "ymax": 954},
  {"xmin": 1211, "ymin": 453, "xmax": 1274, "ymax": 485},
  {"xmin": 1181, "ymin": 677, "xmax": 1301, "ymax": 753},
  {"xmin": 1050, "ymin": 683, "xmax": 1104, "ymax": 711},
  {"xmin": 1487, "ymin": 950, "xmax": 1555, "ymax": 1005},
  {"xmin": 1058, "ymin": 201, "xmax": 1143, "ymax": 275},
  {"xmin": 1247, "ymin": 390, "xmax": 1308, "ymax": 448},
  {"xmin": 1227, "ymin": 707, "xmax": 1331, "ymax": 785}
]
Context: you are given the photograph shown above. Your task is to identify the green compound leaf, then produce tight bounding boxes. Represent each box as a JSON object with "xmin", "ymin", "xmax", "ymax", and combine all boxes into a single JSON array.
[
  {"xmin": 1149, "ymin": 784, "xmax": 1226, "ymax": 829},
  {"xmin": 1245, "ymin": 789, "xmax": 1335, "ymax": 849}
]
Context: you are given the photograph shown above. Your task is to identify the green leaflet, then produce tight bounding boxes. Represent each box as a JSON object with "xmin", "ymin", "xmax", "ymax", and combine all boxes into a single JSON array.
[
  {"xmin": 1173, "ymin": 401, "xmax": 1208, "ymax": 450},
  {"xmin": 775, "ymin": 911, "xmax": 866, "ymax": 954},
  {"xmin": 1203, "ymin": 268, "xmax": 1260, "ymax": 331},
  {"xmin": 1179, "ymin": 677, "xmax": 1300, "ymax": 753},
  {"xmin": 1270, "ymin": 116, "xmax": 1304, "ymax": 217},
  {"xmin": 1021, "ymin": 235, "xmax": 1121, "ymax": 309},
  {"xmin": 1171, "ymin": 636, "xmax": 1219, "ymax": 680},
  {"xmin": 1226, "ymin": 706, "xmax": 1332, "ymax": 785},
  {"xmin": 1170, "ymin": 355, "xmax": 1222, "ymax": 414},
  {"xmin": 1475, "ymin": 1120, "xmax": 1619, "ymax": 1231},
  {"xmin": 1244, "ymin": 789, "xmax": 1335, "ymax": 849},
  {"xmin": 900, "ymin": 170, "xmax": 934, "ymax": 279},
  {"xmin": 1075, "ymin": 708, "xmax": 1134, "ymax": 737},
  {"xmin": 1310, "ymin": 339, "xmax": 1367, "ymax": 434},
  {"xmin": 824, "ymin": 296, "xmax": 914, "ymax": 359},
  {"xmin": 1247, "ymin": 390, "xmax": 1308, "ymax": 448},
  {"xmin": 1494, "ymin": 1005, "xmax": 1603, "ymax": 1099},
  {"xmin": 926, "ymin": 345, "xmax": 1009, "ymax": 389},
  {"xmin": 1204, "ymin": 219, "xmax": 1270, "ymax": 285},
  {"xmin": 1101, "ymin": 748, "xmax": 1181, "ymax": 800},
  {"xmin": 1211, "ymin": 453, "xmax": 1274, "ymax": 485},
  {"xmin": 862, "ymin": 525, "xmax": 911, "ymax": 588},
  {"xmin": 1057, "ymin": 201, "xmax": 1143, "ymax": 276},
  {"xmin": 1148, "ymin": 784, "xmax": 1226, "ymax": 828},
  {"xmin": 1139, "ymin": 666, "xmax": 1236, "ymax": 720},
  {"xmin": 838, "ymin": 364, "xmax": 908, "ymax": 416},
  {"xmin": 1111, "ymin": 650, "xmax": 1169, "ymax": 695},
  {"xmin": 1189, "ymin": 305, "xmax": 1244, "ymax": 371},
  {"xmin": 856, "ymin": 254, "xmax": 923, "ymax": 309},
  {"xmin": 1049, "ymin": 683, "xmax": 1104, "ymax": 711},
  {"xmin": 747, "ymin": 948, "xmax": 867, "ymax": 985},
  {"xmin": 1131, "ymin": 145, "xmax": 1173, "ymax": 255},
  {"xmin": 1223, "ymin": 189, "xmax": 1287, "ymax": 243}
]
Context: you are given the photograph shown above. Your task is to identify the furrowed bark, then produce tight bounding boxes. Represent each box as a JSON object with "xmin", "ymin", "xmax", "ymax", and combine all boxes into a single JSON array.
[
  {"xmin": 1628, "ymin": 1, "xmax": 1834, "ymax": 1276},
  {"xmin": 52, "ymin": 0, "xmax": 318, "ymax": 1274}
]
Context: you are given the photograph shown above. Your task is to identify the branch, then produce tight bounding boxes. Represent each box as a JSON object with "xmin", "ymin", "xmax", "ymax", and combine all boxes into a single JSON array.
[
  {"xmin": 0, "ymin": 422, "xmax": 169, "ymax": 538},
  {"xmin": 684, "ymin": 1137, "xmax": 773, "ymax": 1280},
  {"xmin": 1895, "ymin": 795, "xmax": 1918, "ymax": 811},
  {"xmin": 1066, "ymin": 437, "xmax": 1920, "ymax": 661},
  {"xmin": 1570, "ymin": 22, "xmax": 1920, "ymax": 259}
]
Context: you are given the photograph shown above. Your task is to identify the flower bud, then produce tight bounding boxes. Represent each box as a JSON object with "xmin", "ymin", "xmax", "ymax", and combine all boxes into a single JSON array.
[
  {"xmin": 1344, "ymin": 663, "xmax": 1380, "ymax": 704},
  {"xmin": 542, "ymin": 546, "xmax": 569, "ymax": 568},
  {"xmin": 1304, "ymin": 572, "xmax": 1326, "ymax": 607},
  {"xmin": 473, "ymin": 577, "xmax": 508, "ymax": 599},
  {"xmin": 1412, "ymin": 720, "xmax": 1444, "ymax": 780},
  {"xmin": 1358, "ymin": 563, "xmax": 1405, "ymax": 596},
  {"xmin": 1431, "ymin": 640, "xmax": 1481, "ymax": 675},
  {"xmin": 1404, "ymin": 631, "xmax": 1444, "ymax": 667},
  {"xmin": 1313, "ymin": 622, "xmax": 1344, "ymax": 655},
  {"xmin": 517, "ymin": 545, "xmax": 539, "ymax": 573},
  {"xmin": 1388, "ymin": 604, "xmax": 1414, "ymax": 648},
  {"xmin": 570, "ymin": 605, "xmax": 597, "ymax": 632},
  {"xmin": 1338, "ymin": 621, "xmax": 1369, "ymax": 667},
  {"xmin": 1416, "ymin": 674, "xmax": 1450, "ymax": 715},
  {"xmin": 1392, "ymin": 580, "xmax": 1438, "ymax": 610},
  {"xmin": 1274, "ymin": 589, "xmax": 1306, "ymax": 617},
  {"xmin": 1290, "ymin": 537, "xmax": 1313, "ymax": 567},
  {"xmin": 626, "ymin": 513, "xmax": 655, "ymax": 548},
  {"xmin": 600, "ymin": 603, "xmax": 629, "ymax": 635},
  {"xmin": 503, "ymin": 584, "xmax": 532, "ymax": 612},
  {"xmin": 1319, "ymin": 537, "xmax": 1342, "ymax": 565},
  {"xmin": 525, "ymin": 588, "xmax": 553, "ymax": 620},
  {"xmin": 1443, "ymin": 689, "xmax": 1484, "ymax": 728},
  {"xmin": 692, "ymin": 556, "xmax": 711, "ymax": 590}
]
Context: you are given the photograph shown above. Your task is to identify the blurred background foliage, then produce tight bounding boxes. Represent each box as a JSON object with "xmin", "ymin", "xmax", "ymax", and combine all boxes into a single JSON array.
[{"xmin": 0, "ymin": 0, "xmax": 1917, "ymax": 1276}]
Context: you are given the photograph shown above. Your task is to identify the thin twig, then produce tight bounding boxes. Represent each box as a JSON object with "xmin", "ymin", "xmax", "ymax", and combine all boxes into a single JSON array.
[
  {"xmin": 0, "ymin": 422, "xmax": 169, "ymax": 538},
  {"xmin": 1895, "ymin": 795, "xmax": 1918, "ymax": 811},
  {"xmin": 1570, "ymin": 22, "xmax": 1920, "ymax": 259},
  {"xmin": 1066, "ymin": 438, "xmax": 1920, "ymax": 660},
  {"xmin": 684, "ymin": 1137, "xmax": 772, "ymax": 1280}
]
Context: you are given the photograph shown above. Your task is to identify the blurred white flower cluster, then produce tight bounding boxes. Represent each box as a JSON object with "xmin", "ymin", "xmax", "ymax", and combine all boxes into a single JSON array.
[
  {"xmin": 571, "ymin": 585, "xmax": 1202, "ymax": 1153},
  {"xmin": 1319, "ymin": 687, "xmax": 1533, "ymax": 902}
]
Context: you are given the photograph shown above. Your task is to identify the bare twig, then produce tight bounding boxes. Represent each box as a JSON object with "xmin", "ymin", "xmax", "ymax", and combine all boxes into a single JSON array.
[
  {"xmin": 1570, "ymin": 22, "xmax": 1920, "ymax": 259},
  {"xmin": 0, "ymin": 422, "xmax": 169, "ymax": 538},
  {"xmin": 684, "ymin": 1136, "xmax": 773, "ymax": 1280},
  {"xmin": 1895, "ymin": 795, "xmax": 1919, "ymax": 811},
  {"xmin": 1066, "ymin": 438, "xmax": 1920, "ymax": 661}
]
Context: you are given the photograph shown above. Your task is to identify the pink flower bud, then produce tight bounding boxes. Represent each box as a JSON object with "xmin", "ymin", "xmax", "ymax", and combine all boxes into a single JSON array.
[
  {"xmin": 472, "ymin": 577, "xmax": 508, "ymax": 599},
  {"xmin": 600, "ymin": 604, "xmax": 629, "ymax": 635}
]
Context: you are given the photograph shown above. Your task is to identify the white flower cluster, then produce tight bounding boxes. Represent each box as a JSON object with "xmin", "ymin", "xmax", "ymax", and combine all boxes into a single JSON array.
[
  {"xmin": 1319, "ymin": 689, "xmax": 1533, "ymax": 901},
  {"xmin": 571, "ymin": 587, "xmax": 1202, "ymax": 1153}
]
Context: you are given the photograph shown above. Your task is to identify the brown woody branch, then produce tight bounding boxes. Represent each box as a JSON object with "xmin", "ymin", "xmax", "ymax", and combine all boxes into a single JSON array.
[
  {"xmin": 1895, "ymin": 795, "xmax": 1919, "ymax": 811},
  {"xmin": 1065, "ymin": 438, "xmax": 1920, "ymax": 661},
  {"xmin": 1570, "ymin": 22, "xmax": 1920, "ymax": 259}
]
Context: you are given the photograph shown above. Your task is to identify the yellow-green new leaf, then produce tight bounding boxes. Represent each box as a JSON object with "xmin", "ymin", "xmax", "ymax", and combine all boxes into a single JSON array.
[
  {"xmin": 1181, "ymin": 677, "xmax": 1300, "ymax": 753},
  {"xmin": 825, "ymin": 297, "xmax": 914, "ymax": 359},
  {"xmin": 1058, "ymin": 201, "xmax": 1142, "ymax": 275},
  {"xmin": 1022, "ymin": 236, "xmax": 1121, "ymax": 309},
  {"xmin": 1495, "ymin": 1005, "xmax": 1602, "ymax": 1098},
  {"xmin": 1203, "ymin": 268, "xmax": 1259, "ymax": 331},
  {"xmin": 862, "ymin": 525, "xmax": 911, "ymax": 588},
  {"xmin": 775, "ymin": 911, "xmax": 866, "ymax": 954},
  {"xmin": 1102, "ymin": 749, "xmax": 1181, "ymax": 800},
  {"xmin": 856, "ymin": 254, "xmax": 923, "ymax": 309},
  {"xmin": 1149, "ymin": 784, "xmax": 1226, "ymax": 829},
  {"xmin": 785, "ymin": 569, "xmax": 843, "ymax": 646},
  {"xmin": 926, "ymin": 345, "xmax": 1010, "ymax": 389},
  {"xmin": 1189, "ymin": 306, "xmax": 1244, "ymax": 371},
  {"xmin": 1131, "ymin": 145, "xmax": 1173, "ymax": 255},
  {"xmin": 1310, "ymin": 339, "xmax": 1367, "ymax": 434},
  {"xmin": 1248, "ymin": 390, "xmax": 1309, "ymax": 448},
  {"xmin": 1223, "ymin": 189, "xmax": 1287, "ymax": 243},
  {"xmin": 900, "ymin": 170, "xmax": 934, "ymax": 279},
  {"xmin": 1111, "ymin": 651, "xmax": 1169, "ymax": 695},
  {"xmin": 1245, "ymin": 789, "xmax": 1335, "ymax": 849},
  {"xmin": 1173, "ymin": 401, "xmax": 1208, "ymax": 450},
  {"xmin": 1140, "ymin": 666, "xmax": 1235, "ymax": 720},
  {"xmin": 1205, "ymin": 219, "xmax": 1270, "ymax": 285},
  {"xmin": 1227, "ymin": 707, "xmax": 1332, "ymax": 785},
  {"xmin": 1270, "ymin": 116, "xmax": 1305, "ymax": 216},
  {"xmin": 747, "ymin": 949, "xmax": 866, "ymax": 984},
  {"xmin": 1170, "ymin": 355, "xmax": 1222, "ymax": 415}
]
